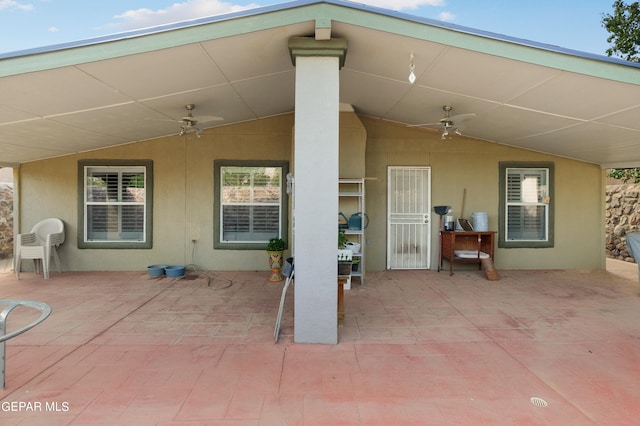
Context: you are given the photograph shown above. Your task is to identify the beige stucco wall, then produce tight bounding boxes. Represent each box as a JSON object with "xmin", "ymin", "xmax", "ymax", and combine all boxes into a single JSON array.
[
  {"xmin": 18, "ymin": 115, "xmax": 294, "ymax": 272},
  {"xmin": 16, "ymin": 113, "xmax": 605, "ymax": 273},
  {"xmin": 362, "ymin": 116, "xmax": 605, "ymax": 271},
  {"xmin": 339, "ymin": 111, "xmax": 367, "ymax": 178}
]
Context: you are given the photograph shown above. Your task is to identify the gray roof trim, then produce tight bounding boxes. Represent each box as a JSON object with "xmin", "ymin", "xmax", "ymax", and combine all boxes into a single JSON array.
[
  {"xmin": 0, "ymin": 1, "xmax": 306, "ymax": 60},
  {"xmin": 368, "ymin": 4, "xmax": 639, "ymax": 68},
  {"xmin": 1, "ymin": 0, "xmax": 638, "ymax": 76}
]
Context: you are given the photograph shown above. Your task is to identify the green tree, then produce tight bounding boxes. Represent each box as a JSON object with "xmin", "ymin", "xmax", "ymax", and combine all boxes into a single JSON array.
[
  {"xmin": 602, "ymin": 1, "xmax": 640, "ymax": 183},
  {"xmin": 608, "ymin": 167, "xmax": 640, "ymax": 183},
  {"xmin": 602, "ymin": 0, "xmax": 640, "ymax": 61}
]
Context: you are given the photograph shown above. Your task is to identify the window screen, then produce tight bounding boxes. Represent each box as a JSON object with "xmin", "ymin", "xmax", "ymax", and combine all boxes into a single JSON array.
[
  {"xmin": 506, "ymin": 168, "xmax": 548, "ymax": 241},
  {"xmin": 499, "ymin": 163, "xmax": 553, "ymax": 248},
  {"xmin": 83, "ymin": 165, "xmax": 147, "ymax": 243},
  {"xmin": 78, "ymin": 160, "xmax": 153, "ymax": 248},
  {"xmin": 220, "ymin": 166, "xmax": 282, "ymax": 243}
]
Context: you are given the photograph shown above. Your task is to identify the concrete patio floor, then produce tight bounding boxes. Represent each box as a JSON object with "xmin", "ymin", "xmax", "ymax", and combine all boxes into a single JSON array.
[{"xmin": 0, "ymin": 260, "xmax": 639, "ymax": 425}]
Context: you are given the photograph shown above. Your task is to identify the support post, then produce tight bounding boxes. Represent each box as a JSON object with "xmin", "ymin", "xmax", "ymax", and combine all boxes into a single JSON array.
[{"xmin": 289, "ymin": 37, "xmax": 347, "ymax": 344}]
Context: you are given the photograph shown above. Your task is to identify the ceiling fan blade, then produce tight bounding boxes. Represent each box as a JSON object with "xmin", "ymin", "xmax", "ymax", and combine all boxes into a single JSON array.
[
  {"xmin": 450, "ymin": 113, "xmax": 476, "ymax": 131},
  {"xmin": 193, "ymin": 115, "xmax": 224, "ymax": 123},
  {"xmin": 408, "ymin": 106, "xmax": 475, "ymax": 138},
  {"xmin": 407, "ymin": 122, "xmax": 442, "ymax": 128},
  {"xmin": 449, "ymin": 113, "xmax": 476, "ymax": 123}
]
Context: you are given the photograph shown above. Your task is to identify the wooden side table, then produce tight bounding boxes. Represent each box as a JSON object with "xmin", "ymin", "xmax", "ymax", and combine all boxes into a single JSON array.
[
  {"xmin": 440, "ymin": 231, "xmax": 495, "ymax": 276},
  {"xmin": 338, "ymin": 275, "xmax": 349, "ymax": 326}
]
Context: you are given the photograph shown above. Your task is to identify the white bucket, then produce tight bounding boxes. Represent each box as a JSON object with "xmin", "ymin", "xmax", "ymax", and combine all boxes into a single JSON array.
[
  {"xmin": 345, "ymin": 242, "xmax": 361, "ymax": 254},
  {"xmin": 472, "ymin": 212, "xmax": 489, "ymax": 232}
]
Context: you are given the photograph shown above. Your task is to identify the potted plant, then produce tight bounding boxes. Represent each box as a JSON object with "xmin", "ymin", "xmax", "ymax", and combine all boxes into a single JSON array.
[
  {"xmin": 266, "ymin": 237, "xmax": 286, "ymax": 282},
  {"xmin": 338, "ymin": 229, "xmax": 348, "ymax": 250},
  {"xmin": 337, "ymin": 230, "xmax": 353, "ymax": 276},
  {"xmin": 351, "ymin": 257, "xmax": 360, "ymax": 273}
]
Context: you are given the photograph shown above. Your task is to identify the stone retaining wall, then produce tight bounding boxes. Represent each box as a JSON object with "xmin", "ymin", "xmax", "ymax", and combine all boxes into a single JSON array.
[
  {"xmin": 0, "ymin": 183, "xmax": 13, "ymax": 258},
  {"xmin": 606, "ymin": 184, "xmax": 640, "ymax": 263}
]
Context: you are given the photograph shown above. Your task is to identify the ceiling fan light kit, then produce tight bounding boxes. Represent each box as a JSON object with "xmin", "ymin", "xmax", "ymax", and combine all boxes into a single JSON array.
[
  {"xmin": 440, "ymin": 105, "xmax": 464, "ymax": 140},
  {"xmin": 179, "ymin": 104, "xmax": 201, "ymax": 138},
  {"xmin": 176, "ymin": 104, "xmax": 224, "ymax": 138},
  {"xmin": 411, "ymin": 105, "xmax": 476, "ymax": 141}
]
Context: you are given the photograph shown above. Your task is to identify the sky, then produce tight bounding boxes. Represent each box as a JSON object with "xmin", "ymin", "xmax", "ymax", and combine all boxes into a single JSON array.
[{"xmin": 0, "ymin": 0, "xmax": 617, "ymax": 57}]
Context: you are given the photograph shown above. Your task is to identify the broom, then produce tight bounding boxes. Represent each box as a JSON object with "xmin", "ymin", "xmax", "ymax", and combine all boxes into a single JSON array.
[{"xmin": 457, "ymin": 188, "xmax": 473, "ymax": 231}]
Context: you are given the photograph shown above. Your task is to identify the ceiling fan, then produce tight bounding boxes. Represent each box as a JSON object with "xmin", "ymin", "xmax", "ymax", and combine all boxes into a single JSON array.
[
  {"xmin": 178, "ymin": 104, "xmax": 223, "ymax": 138},
  {"xmin": 410, "ymin": 105, "xmax": 476, "ymax": 140}
]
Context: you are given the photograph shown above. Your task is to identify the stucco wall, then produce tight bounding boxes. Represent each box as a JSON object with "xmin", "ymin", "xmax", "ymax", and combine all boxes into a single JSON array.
[
  {"xmin": 361, "ymin": 116, "xmax": 605, "ymax": 271},
  {"xmin": 15, "ymin": 114, "xmax": 605, "ymax": 272},
  {"xmin": 18, "ymin": 115, "xmax": 294, "ymax": 272}
]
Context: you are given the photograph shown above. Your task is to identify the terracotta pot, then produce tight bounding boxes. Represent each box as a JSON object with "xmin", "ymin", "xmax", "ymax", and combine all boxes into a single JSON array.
[{"xmin": 268, "ymin": 250, "xmax": 284, "ymax": 282}]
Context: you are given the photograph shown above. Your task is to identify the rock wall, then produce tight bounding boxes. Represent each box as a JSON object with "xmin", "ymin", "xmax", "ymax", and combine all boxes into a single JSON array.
[
  {"xmin": 606, "ymin": 184, "xmax": 640, "ymax": 263},
  {"xmin": 0, "ymin": 183, "xmax": 13, "ymax": 258}
]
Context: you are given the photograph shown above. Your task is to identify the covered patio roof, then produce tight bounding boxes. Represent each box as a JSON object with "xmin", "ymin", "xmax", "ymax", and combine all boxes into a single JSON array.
[{"xmin": 1, "ymin": 0, "xmax": 640, "ymax": 168}]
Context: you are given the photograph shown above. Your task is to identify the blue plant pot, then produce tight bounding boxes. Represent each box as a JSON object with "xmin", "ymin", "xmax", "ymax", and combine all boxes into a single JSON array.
[
  {"xmin": 147, "ymin": 265, "xmax": 167, "ymax": 277},
  {"xmin": 165, "ymin": 266, "xmax": 186, "ymax": 277}
]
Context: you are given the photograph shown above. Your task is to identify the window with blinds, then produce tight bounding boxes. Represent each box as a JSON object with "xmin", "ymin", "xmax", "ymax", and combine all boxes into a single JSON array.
[
  {"xmin": 506, "ymin": 168, "xmax": 549, "ymax": 241},
  {"xmin": 501, "ymin": 165, "xmax": 553, "ymax": 248},
  {"xmin": 84, "ymin": 166, "xmax": 146, "ymax": 243},
  {"xmin": 220, "ymin": 166, "xmax": 282, "ymax": 243}
]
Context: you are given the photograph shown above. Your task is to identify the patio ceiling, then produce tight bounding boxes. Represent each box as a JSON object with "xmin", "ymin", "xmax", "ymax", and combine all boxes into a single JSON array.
[{"xmin": 1, "ymin": 0, "xmax": 640, "ymax": 169}]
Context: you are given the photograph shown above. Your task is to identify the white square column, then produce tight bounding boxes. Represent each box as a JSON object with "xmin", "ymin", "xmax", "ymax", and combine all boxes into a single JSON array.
[{"xmin": 289, "ymin": 38, "xmax": 347, "ymax": 344}]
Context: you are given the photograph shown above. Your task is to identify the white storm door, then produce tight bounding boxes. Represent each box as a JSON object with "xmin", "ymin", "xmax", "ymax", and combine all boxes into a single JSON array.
[{"xmin": 387, "ymin": 166, "xmax": 431, "ymax": 269}]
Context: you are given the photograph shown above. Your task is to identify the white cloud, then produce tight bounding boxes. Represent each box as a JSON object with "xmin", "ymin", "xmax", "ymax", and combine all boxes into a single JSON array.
[
  {"xmin": 48, "ymin": 26, "xmax": 59, "ymax": 33},
  {"xmin": 0, "ymin": 0, "xmax": 33, "ymax": 11},
  {"xmin": 106, "ymin": 0, "xmax": 449, "ymax": 32},
  {"xmin": 107, "ymin": 0, "xmax": 261, "ymax": 31},
  {"xmin": 438, "ymin": 11, "xmax": 455, "ymax": 21}
]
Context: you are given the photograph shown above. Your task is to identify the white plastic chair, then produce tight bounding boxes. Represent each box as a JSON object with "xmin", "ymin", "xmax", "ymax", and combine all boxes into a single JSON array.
[{"xmin": 15, "ymin": 218, "xmax": 65, "ymax": 280}]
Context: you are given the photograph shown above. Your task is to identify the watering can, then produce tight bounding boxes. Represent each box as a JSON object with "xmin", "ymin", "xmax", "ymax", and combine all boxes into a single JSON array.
[
  {"xmin": 338, "ymin": 212, "xmax": 349, "ymax": 229},
  {"xmin": 348, "ymin": 212, "xmax": 369, "ymax": 230}
]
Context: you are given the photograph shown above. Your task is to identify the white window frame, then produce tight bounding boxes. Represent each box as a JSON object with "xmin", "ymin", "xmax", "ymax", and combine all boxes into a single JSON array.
[
  {"xmin": 499, "ymin": 162, "xmax": 554, "ymax": 248},
  {"xmin": 78, "ymin": 160, "xmax": 153, "ymax": 249},
  {"xmin": 214, "ymin": 160, "xmax": 288, "ymax": 250}
]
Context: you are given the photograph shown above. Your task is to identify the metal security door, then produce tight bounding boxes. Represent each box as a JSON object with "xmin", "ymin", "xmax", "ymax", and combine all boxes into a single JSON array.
[{"xmin": 387, "ymin": 167, "xmax": 431, "ymax": 269}]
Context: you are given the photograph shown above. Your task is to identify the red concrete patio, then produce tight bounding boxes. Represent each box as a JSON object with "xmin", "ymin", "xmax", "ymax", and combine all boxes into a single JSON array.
[{"xmin": 0, "ymin": 260, "xmax": 639, "ymax": 425}]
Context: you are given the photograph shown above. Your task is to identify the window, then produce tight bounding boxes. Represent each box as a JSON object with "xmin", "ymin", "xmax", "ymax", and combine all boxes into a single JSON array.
[
  {"xmin": 499, "ymin": 162, "xmax": 554, "ymax": 248},
  {"xmin": 214, "ymin": 160, "xmax": 288, "ymax": 249},
  {"xmin": 78, "ymin": 160, "xmax": 153, "ymax": 248}
]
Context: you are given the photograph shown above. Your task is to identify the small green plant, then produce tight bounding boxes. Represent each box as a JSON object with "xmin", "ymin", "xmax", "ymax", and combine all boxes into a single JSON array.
[
  {"xmin": 338, "ymin": 229, "xmax": 348, "ymax": 249},
  {"xmin": 607, "ymin": 168, "xmax": 640, "ymax": 184},
  {"xmin": 266, "ymin": 237, "xmax": 285, "ymax": 252}
]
